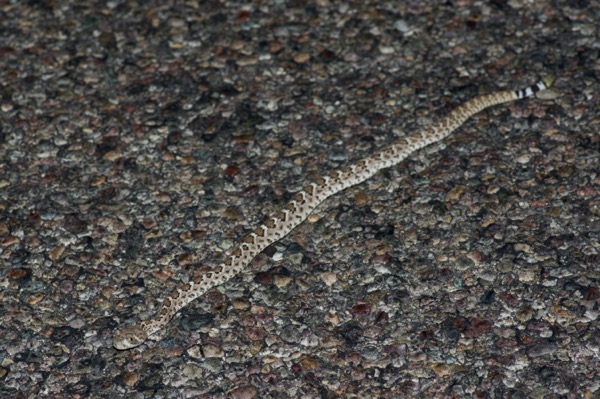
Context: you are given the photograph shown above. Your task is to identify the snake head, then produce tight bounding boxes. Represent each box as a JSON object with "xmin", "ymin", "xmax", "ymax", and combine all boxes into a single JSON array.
[{"xmin": 112, "ymin": 324, "xmax": 148, "ymax": 350}]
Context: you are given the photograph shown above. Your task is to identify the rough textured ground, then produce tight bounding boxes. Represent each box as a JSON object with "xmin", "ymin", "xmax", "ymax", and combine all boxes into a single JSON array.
[{"xmin": 0, "ymin": 0, "xmax": 598, "ymax": 398}]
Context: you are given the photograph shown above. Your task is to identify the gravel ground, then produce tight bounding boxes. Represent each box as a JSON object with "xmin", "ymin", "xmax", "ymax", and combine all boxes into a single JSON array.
[{"xmin": 1, "ymin": 0, "xmax": 598, "ymax": 398}]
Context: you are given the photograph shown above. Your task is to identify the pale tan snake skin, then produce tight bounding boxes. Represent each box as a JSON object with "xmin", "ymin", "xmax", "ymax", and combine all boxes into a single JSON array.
[{"xmin": 113, "ymin": 76, "xmax": 554, "ymax": 350}]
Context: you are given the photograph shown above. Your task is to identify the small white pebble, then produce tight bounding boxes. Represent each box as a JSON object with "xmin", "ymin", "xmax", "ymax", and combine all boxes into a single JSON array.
[
  {"xmin": 394, "ymin": 20, "xmax": 409, "ymax": 33},
  {"xmin": 536, "ymin": 89, "xmax": 559, "ymax": 100},
  {"xmin": 379, "ymin": 45, "xmax": 395, "ymax": 55}
]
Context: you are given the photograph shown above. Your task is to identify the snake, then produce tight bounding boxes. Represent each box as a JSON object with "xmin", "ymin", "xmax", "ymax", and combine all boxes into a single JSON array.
[{"xmin": 112, "ymin": 75, "xmax": 554, "ymax": 350}]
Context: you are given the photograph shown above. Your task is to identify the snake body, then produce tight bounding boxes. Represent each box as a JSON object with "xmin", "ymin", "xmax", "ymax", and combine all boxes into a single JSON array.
[{"xmin": 113, "ymin": 76, "xmax": 553, "ymax": 350}]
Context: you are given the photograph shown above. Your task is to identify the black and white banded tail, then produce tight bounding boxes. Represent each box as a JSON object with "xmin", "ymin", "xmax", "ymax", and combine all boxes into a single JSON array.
[{"xmin": 515, "ymin": 76, "xmax": 554, "ymax": 99}]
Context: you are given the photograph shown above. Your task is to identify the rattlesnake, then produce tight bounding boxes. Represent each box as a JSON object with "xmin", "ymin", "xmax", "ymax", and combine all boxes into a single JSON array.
[{"xmin": 113, "ymin": 76, "xmax": 554, "ymax": 350}]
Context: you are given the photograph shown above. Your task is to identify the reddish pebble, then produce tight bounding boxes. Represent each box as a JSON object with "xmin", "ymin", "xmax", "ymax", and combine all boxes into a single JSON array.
[
  {"xmin": 350, "ymin": 302, "xmax": 370, "ymax": 317},
  {"xmin": 235, "ymin": 10, "xmax": 250, "ymax": 23},
  {"xmin": 464, "ymin": 318, "xmax": 492, "ymax": 337},
  {"xmin": 225, "ymin": 164, "xmax": 240, "ymax": 177}
]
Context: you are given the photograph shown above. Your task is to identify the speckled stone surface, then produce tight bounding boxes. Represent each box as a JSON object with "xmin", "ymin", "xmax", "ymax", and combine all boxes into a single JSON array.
[{"xmin": 1, "ymin": 0, "xmax": 598, "ymax": 397}]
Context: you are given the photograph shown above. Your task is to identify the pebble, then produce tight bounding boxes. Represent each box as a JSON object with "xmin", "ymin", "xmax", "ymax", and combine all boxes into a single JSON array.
[
  {"xmin": 229, "ymin": 385, "xmax": 257, "ymax": 399},
  {"xmin": 319, "ymin": 272, "xmax": 337, "ymax": 286},
  {"xmin": 122, "ymin": 371, "xmax": 138, "ymax": 386},
  {"xmin": 203, "ymin": 344, "xmax": 224, "ymax": 358},
  {"xmin": 293, "ymin": 53, "xmax": 310, "ymax": 63}
]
